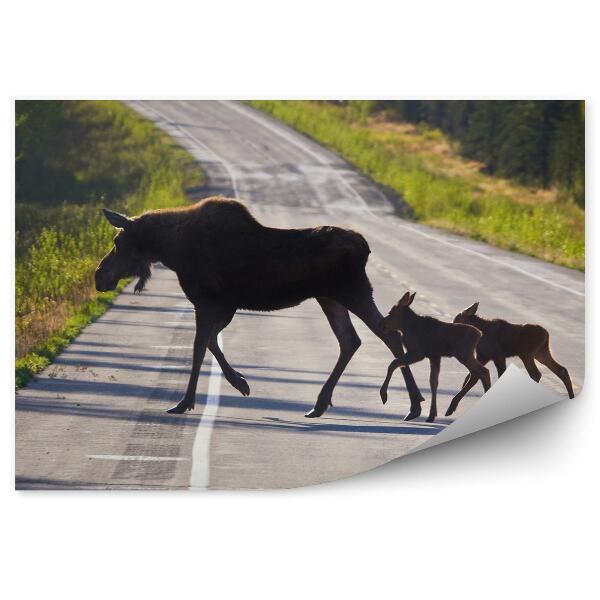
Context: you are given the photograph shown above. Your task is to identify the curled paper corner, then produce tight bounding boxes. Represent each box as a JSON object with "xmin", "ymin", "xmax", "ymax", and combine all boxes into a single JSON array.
[{"xmin": 410, "ymin": 364, "xmax": 564, "ymax": 455}]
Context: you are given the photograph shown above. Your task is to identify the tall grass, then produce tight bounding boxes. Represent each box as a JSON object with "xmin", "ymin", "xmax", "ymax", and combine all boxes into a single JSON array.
[
  {"xmin": 15, "ymin": 101, "xmax": 204, "ymax": 387},
  {"xmin": 249, "ymin": 101, "xmax": 584, "ymax": 270}
]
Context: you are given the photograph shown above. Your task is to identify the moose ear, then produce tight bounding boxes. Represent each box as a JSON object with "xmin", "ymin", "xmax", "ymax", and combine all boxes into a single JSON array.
[
  {"xmin": 408, "ymin": 292, "xmax": 416, "ymax": 306},
  {"xmin": 398, "ymin": 291, "xmax": 411, "ymax": 306},
  {"xmin": 463, "ymin": 301, "xmax": 479, "ymax": 316},
  {"xmin": 102, "ymin": 208, "xmax": 132, "ymax": 230}
]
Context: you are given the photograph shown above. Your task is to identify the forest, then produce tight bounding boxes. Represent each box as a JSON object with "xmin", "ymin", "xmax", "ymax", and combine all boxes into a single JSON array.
[
  {"xmin": 251, "ymin": 100, "xmax": 585, "ymax": 270},
  {"xmin": 346, "ymin": 100, "xmax": 584, "ymax": 206}
]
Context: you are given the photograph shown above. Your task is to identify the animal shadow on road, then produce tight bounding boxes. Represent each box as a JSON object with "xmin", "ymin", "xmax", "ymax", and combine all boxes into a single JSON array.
[{"xmin": 16, "ymin": 373, "xmax": 451, "ymax": 439}]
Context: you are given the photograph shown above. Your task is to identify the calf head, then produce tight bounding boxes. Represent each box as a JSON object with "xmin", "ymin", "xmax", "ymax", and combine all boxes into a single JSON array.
[
  {"xmin": 453, "ymin": 302, "xmax": 480, "ymax": 325},
  {"xmin": 380, "ymin": 291, "xmax": 416, "ymax": 333},
  {"xmin": 95, "ymin": 208, "xmax": 151, "ymax": 293}
]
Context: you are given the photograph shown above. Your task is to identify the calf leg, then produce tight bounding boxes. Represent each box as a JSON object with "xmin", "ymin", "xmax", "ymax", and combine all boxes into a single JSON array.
[
  {"xmin": 534, "ymin": 343, "xmax": 574, "ymax": 398},
  {"xmin": 208, "ymin": 311, "xmax": 250, "ymax": 397},
  {"xmin": 427, "ymin": 356, "xmax": 441, "ymax": 423},
  {"xmin": 167, "ymin": 305, "xmax": 227, "ymax": 414},
  {"xmin": 379, "ymin": 351, "xmax": 424, "ymax": 405},
  {"xmin": 445, "ymin": 373, "xmax": 479, "ymax": 416},
  {"xmin": 306, "ymin": 298, "xmax": 362, "ymax": 418},
  {"xmin": 338, "ymin": 281, "xmax": 425, "ymax": 420},
  {"xmin": 521, "ymin": 355, "xmax": 542, "ymax": 383},
  {"xmin": 493, "ymin": 356, "xmax": 507, "ymax": 378},
  {"xmin": 446, "ymin": 357, "xmax": 490, "ymax": 416},
  {"xmin": 469, "ymin": 357, "xmax": 491, "ymax": 391},
  {"xmin": 463, "ymin": 352, "xmax": 492, "ymax": 391}
]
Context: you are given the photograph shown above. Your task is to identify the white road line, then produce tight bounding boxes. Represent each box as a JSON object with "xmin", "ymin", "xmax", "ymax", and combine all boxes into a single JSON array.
[
  {"xmin": 221, "ymin": 101, "xmax": 584, "ymax": 299},
  {"xmin": 151, "ymin": 345, "xmax": 193, "ymax": 350},
  {"xmin": 88, "ymin": 455, "xmax": 189, "ymax": 462},
  {"xmin": 128, "ymin": 101, "xmax": 239, "ymax": 490},
  {"xmin": 190, "ymin": 332, "xmax": 223, "ymax": 489},
  {"xmin": 221, "ymin": 100, "xmax": 371, "ymax": 212},
  {"xmin": 390, "ymin": 219, "xmax": 585, "ymax": 297},
  {"xmin": 134, "ymin": 101, "xmax": 241, "ymax": 199}
]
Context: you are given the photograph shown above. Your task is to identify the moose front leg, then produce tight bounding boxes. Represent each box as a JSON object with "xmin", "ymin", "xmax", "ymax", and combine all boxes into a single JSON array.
[
  {"xmin": 167, "ymin": 308, "xmax": 220, "ymax": 414},
  {"xmin": 379, "ymin": 351, "xmax": 423, "ymax": 406},
  {"xmin": 206, "ymin": 310, "xmax": 250, "ymax": 397},
  {"xmin": 208, "ymin": 336, "xmax": 250, "ymax": 397}
]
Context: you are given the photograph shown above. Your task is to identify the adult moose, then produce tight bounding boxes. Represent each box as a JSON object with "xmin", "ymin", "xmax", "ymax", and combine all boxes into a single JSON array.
[{"xmin": 95, "ymin": 196, "xmax": 425, "ymax": 418}]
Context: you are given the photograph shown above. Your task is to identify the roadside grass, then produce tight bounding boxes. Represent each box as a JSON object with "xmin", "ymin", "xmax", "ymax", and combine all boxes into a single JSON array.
[
  {"xmin": 15, "ymin": 284, "xmax": 126, "ymax": 389},
  {"xmin": 249, "ymin": 101, "xmax": 584, "ymax": 270},
  {"xmin": 15, "ymin": 100, "xmax": 204, "ymax": 389}
]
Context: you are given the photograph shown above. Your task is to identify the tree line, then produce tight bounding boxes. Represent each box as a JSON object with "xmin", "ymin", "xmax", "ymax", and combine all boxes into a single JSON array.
[{"xmin": 355, "ymin": 100, "xmax": 584, "ymax": 206}]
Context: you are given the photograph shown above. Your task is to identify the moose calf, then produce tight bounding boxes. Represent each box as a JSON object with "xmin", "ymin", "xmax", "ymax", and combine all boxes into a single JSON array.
[
  {"xmin": 379, "ymin": 292, "xmax": 491, "ymax": 423},
  {"xmin": 448, "ymin": 302, "xmax": 574, "ymax": 415}
]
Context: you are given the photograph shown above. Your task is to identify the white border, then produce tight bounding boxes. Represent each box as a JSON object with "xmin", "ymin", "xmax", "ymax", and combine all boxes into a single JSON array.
[{"xmin": 2, "ymin": 2, "xmax": 596, "ymax": 599}]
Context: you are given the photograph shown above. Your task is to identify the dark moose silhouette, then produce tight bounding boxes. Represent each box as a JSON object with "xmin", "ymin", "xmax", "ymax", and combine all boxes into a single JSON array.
[
  {"xmin": 450, "ymin": 302, "xmax": 574, "ymax": 413},
  {"xmin": 95, "ymin": 196, "xmax": 426, "ymax": 419},
  {"xmin": 379, "ymin": 292, "xmax": 491, "ymax": 423}
]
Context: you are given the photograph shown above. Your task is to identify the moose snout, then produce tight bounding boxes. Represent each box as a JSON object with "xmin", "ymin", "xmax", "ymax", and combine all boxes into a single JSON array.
[{"xmin": 95, "ymin": 268, "xmax": 114, "ymax": 292}]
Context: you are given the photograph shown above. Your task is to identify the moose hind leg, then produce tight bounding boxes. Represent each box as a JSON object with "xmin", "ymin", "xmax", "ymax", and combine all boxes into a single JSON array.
[
  {"xmin": 534, "ymin": 343, "xmax": 574, "ymax": 398},
  {"xmin": 427, "ymin": 356, "xmax": 441, "ymax": 423},
  {"xmin": 305, "ymin": 298, "xmax": 362, "ymax": 418},
  {"xmin": 493, "ymin": 356, "xmax": 507, "ymax": 379},
  {"xmin": 445, "ymin": 372, "xmax": 479, "ymax": 416},
  {"xmin": 445, "ymin": 353, "xmax": 488, "ymax": 416},
  {"xmin": 521, "ymin": 355, "xmax": 542, "ymax": 383},
  {"xmin": 339, "ymin": 280, "xmax": 425, "ymax": 420}
]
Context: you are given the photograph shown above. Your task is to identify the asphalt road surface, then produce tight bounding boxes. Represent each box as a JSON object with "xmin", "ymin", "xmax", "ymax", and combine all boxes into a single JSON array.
[{"xmin": 15, "ymin": 101, "xmax": 585, "ymax": 490}]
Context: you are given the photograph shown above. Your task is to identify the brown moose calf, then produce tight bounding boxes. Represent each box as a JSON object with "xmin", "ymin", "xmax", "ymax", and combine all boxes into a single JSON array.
[
  {"xmin": 449, "ymin": 302, "xmax": 574, "ymax": 414},
  {"xmin": 380, "ymin": 292, "xmax": 491, "ymax": 423}
]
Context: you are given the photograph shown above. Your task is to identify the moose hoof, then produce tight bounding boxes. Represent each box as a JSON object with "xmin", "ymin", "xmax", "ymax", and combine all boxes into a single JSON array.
[
  {"xmin": 403, "ymin": 407, "xmax": 421, "ymax": 421},
  {"xmin": 167, "ymin": 398, "xmax": 195, "ymax": 414},
  {"xmin": 305, "ymin": 400, "xmax": 332, "ymax": 418},
  {"xmin": 445, "ymin": 408, "xmax": 455, "ymax": 417},
  {"xmin": 232, "ymin": 372, "xmax": 250, "ymax": 397},
  {"xmin": 426, "ymin": 414, "xmax": 436, "ymax": 423},
  {"xmin": 380, "ymin": 389, "xmax": 388, "ymax": 405}
]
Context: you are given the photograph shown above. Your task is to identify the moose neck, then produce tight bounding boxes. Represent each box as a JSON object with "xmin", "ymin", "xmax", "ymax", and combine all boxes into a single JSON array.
[
  {"xmin": 402, "ymin": 307, "xmax": 421, "ymax": 331},
  {"xmin": 134, "ymin": 212, "xmax": 182, "ymax": 269},
  {"xmin": 468, "ymin": 314, "xmax": 488, "ymax": 330}
]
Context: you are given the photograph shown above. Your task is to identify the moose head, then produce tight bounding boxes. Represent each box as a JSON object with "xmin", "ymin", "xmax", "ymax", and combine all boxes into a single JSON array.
[
  {"xmin": 453, "ymin": 301, "xmax": 480, "ymax": 325},
  {"xmin": 95, "ymin": 208, "xmax": 151, "ymax": 293},
  {"xmin": 379, "ymin": 291, "xmax": 417, "ymax": 333}
]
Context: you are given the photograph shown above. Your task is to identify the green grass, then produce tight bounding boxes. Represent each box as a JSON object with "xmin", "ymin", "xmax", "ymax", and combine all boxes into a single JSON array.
[
  {"xmin": 15, "ymin": 100, "xmax": 204, "ymax": 388},
  {"xmin": 249, "ymin": 101, "xmax": 584, "ymax": 270},
  {"xmin": 15, "ymin": 284, "xmax": 126, "ymax": 389}
]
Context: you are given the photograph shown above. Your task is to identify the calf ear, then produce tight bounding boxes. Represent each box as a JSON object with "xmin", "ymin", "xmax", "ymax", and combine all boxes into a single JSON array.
[
  {"xmin": 463, "ymin": 301, "xmax": 479, "ymax": 316},
  {"xmin": 408, "ymin": 292, "xmax": 416, "ymax": 305},
  {"xmin": 102, "ymin": 208, "xmax": 132, "ymax": 230},
  {"xmin": 398, "ymin": 291, "xmax": 411, "ymax": 306}
]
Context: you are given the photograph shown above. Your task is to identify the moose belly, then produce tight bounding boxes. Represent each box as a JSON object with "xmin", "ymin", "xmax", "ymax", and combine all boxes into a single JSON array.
[{"xmin": 232, "ymin": 284, "xmax": 318, "ymax": 312}]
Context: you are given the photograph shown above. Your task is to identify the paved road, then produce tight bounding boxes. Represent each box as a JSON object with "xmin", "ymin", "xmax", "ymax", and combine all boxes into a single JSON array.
[{"xmin": 15, "ymin": 101, "xmax": 584, "ymax": 489}]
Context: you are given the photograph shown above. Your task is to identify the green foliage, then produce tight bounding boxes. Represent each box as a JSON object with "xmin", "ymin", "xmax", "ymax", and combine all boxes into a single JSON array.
[
  {"xmin": 249, "ymin": 101, "xmax": 584, "ymax": 270},
  {"xmin": 15, "ymin": 100, "xmax": 204, "ymax": 387},
  {"xmin": 15, "ymin": 101, "xmax": 202, "ymax": 205},
  {"xmin": 327, "ymin": 100, "xmax": 585, "ymax": 205},
  {"xmin": 15, "ymin": 289, "xmax": 122, "ymax": 389}
]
